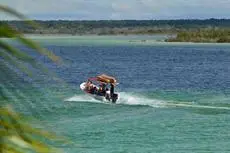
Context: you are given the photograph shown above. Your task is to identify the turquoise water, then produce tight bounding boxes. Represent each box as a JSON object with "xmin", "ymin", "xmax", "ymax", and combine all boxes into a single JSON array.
[{"xmin": 1, "ymin": 36, "xmax": 230, "ymax": 152}]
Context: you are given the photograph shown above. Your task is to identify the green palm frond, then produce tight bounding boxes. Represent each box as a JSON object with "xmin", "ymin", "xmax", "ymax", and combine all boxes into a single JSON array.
[
  {"xmin": 0, "ymin": 4, "xmax": 67, "ymax": 153},
  {"xmin": 0, "ymin": 106, "xmax": 62, "ymax": 153},
  {"xmin": 0, "ymin": 4, "xmax": 63, "ymax": 85},
  {"xmin": 0, "ymin": 50, "xmax": 32, "ymax": 76},
  {"xmin": 0, "ymin": 21, "xmax": 62, "ymax": 83},
  {"xmin": 0, "ymin": 21, "xmax": 60, "ymax": 63},
  {"xmin": 0, "ymin": 5, "xmax": 39, "ymax": 28},
  {"xmin": 18, "ymin": 36, "xmax": 61, "ymax": 63},
  {"xmin": 0, "ymin": 5, "xmax": 26, "ymax": 20},
  {"xmin": 0, "ymin": 40, "xmax": 33, "ymax": 61}
]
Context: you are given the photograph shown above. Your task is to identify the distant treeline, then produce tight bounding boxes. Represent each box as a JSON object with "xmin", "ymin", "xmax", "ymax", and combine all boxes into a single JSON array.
[
  {"xmin": 1, "ymin": 19, "xmax": 230, "ymax": 42},
  {"xmin": 1, "ymin": 19, "xmax": 230, "ymax": 35}
]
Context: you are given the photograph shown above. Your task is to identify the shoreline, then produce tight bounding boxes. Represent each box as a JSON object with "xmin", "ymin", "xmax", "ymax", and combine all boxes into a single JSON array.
[
  {"xmin": 1, "ymin": 34, "xmax": 230, "ymax": 44},
  {"xmin": 23, "ymin": 33, "xmax": 173, "ymax": 36}
]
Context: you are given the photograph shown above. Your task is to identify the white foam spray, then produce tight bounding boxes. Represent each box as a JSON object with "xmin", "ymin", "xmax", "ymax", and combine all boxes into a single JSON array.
[
  {"xmin": 64, "ymin": 92, "xmax": 166, "ymax": 107},
  {"xmin": 64, "ymin": 94, "xmax": 97, "ymax": 102},
  {"xmin": 64, "ymin": 92, "xmax": 230, "ymax": 110}
]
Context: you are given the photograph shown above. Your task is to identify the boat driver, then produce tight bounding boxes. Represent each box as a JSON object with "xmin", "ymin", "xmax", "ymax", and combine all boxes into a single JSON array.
[{"xmin": 110, "ymin": 83, "xmax": 114, "ymax": 96}]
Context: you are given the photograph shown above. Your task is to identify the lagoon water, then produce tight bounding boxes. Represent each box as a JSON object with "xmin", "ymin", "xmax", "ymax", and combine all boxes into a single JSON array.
[{"xmin": 2, "ymin": 35, "xmax": 230, "ymax": 152}]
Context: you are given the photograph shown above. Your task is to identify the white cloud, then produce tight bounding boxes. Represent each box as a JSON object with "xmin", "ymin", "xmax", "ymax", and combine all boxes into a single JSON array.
[{"xmin": 1, "ymin": 0, "xmax": 230, "ymax": 20}]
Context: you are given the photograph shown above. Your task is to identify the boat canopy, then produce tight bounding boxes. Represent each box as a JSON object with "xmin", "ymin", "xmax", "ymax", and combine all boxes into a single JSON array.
[{"xmin": 96, "ymin": 74, "xmax": 117, "ymax": 84}]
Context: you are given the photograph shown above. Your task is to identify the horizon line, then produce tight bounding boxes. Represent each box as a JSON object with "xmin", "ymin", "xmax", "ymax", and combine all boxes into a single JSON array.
[{"xmin": 2, "ymin": 18, "xmax": 230, "ymax": 22}]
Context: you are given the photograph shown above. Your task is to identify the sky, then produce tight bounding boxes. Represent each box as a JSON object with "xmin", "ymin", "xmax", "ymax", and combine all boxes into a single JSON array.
[{"xmin": 1, "ymin": 0, "xmax": 230, "ymax": 20}]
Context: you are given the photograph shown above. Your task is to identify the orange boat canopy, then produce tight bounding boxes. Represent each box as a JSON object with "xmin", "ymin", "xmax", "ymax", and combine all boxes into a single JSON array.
[{"xmin": 96, "ymin": 74, "xmax": 117, "ymax": 84}]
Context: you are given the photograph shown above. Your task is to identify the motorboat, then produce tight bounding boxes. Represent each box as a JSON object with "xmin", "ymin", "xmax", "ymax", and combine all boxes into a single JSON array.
[{"xmin": 80, "ymin": 74, "xmax": 119, "ymax": 103}]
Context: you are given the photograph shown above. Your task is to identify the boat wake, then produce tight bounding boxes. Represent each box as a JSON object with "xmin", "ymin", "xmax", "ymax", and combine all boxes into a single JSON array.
[
  {"xmin": 165, "ymin": 103, "xmax": 230, "ymax": 110},
  {"xmin": 64, "ymin": 92, "xmax": 166, "ymax": 107},
  {"xmin": 65, "ymin": 92, "xmax": 230, "ymax": 110},
  {"xmin": 116, "ymin": 92, "xmax": 165, "ymax": 107},
  {"xmin": 64, "ymin": 94, "xmax": 99, "ymax": 103}
]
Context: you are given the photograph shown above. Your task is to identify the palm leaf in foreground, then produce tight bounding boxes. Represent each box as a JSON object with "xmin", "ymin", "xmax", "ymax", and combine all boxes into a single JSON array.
[
  {"xmin": 0, "ymin": 4, "xmax": 65, "ymax": 153},
  {"xmin": 0, "ymin": 106, "xmax": 61, "ymax": 153},
  {"xmin": 0, "ymin": 5, "xmax": 39, "ymax": 28}
]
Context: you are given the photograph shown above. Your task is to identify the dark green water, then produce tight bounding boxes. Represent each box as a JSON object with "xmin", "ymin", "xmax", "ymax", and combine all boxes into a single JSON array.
[{"xmin": 1, "ymin": 36, "xmax": 230, "ymax": 153}]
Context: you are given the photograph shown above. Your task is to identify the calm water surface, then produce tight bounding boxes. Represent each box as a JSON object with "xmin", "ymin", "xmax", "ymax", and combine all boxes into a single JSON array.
[{"xmin": 2, "ymin": 35, "xmax": 230, "ymax": 153}]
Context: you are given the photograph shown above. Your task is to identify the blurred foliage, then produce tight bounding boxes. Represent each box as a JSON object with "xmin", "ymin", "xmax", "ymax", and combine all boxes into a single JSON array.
[
  {"xmin": 0, "ymin": 106, "xmax": 61, "ymax": 153},
  {"xmin": 0, "ymin": 5, "xmax": 63, "ymax": 153}
]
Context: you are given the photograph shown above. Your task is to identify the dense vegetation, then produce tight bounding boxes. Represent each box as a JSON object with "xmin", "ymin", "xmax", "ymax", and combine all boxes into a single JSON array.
[
  {"xmin": 1, "ymin": 19, "xmax": 230, "ymax": 42},
  {"xmin": 1, "ymin": 19, "xmax": 230, "ymax": 34},
  {"xmin": 166, "ymin": 28, "xmax": 230, "ymax": 43}
]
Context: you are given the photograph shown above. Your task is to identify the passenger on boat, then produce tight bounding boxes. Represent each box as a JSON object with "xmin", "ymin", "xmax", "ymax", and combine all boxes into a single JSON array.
[
  {"xmin": 86, "ymin": 80, "xmax": 93, "ymax": 92},
  {"xmin": 98, "ymin": 83, "xmax": 106, "ymax": 96},
  {"xmin": 90, "ymin": 86, "xmax": 97, "ymax": 94}
]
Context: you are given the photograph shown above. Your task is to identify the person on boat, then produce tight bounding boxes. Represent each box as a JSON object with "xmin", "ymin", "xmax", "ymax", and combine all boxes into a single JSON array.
[
  {"xmin": 105, "ymin": 88, "xmax": 110, "ymax": 100},
  {"xmin": 110, "ymin": 83, "xmax": 114, "ymax": 97},
  {"xmin": 98, "ymin": 83, "xmax": 106, "ymax": 96},
  {"xmin": 86, "ymin": 80, "xmax": 93, "ymax": 92},
  {"xmin": 91, "ymin": 86, "xmax": 97, "ymax": 94},
  {"xmin": 85, "ymin": 80, "xmax": 89, "ymax": 89},
  {"xmin": 102, "ymin": 83, "xmax": 106, "ymax": 94}
]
